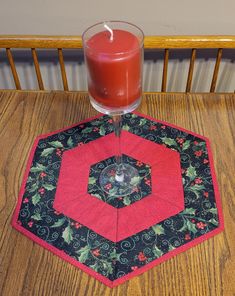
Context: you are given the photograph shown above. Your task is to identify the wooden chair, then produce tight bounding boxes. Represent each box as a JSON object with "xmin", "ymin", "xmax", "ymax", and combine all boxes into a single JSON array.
[{"xmin": 0, "ymin": 35, "xmax": 234, "ymax": 92}]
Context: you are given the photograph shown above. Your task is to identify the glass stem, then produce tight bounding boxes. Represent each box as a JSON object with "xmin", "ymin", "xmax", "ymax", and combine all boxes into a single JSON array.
[{"xmin": 112, "ymin": 115, "xmax": 124, "ymax": 182}]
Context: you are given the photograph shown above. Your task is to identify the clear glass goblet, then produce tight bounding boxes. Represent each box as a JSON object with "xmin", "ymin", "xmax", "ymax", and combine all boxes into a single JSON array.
[{"xmin": 82, "ymin": 21, "xmax": 144, "ymax": 196}]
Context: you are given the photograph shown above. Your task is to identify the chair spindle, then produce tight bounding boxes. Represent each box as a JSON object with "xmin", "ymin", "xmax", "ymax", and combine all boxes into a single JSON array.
[
  {"xmin": 161, "ymin": 49, "xmax": 169, "ymax": 92},
  {"xmin": 58, "ymin": 48, "xmax": 69, "ymax": 91},
  {"xmin": 6, "ymin": 48, "xmax": 21, "ymax": 90},
  {"xmin": 31, "ymin": 48, "xmax": 44, "ymax": 90},
  {"xmin": 210, "ymin": 48, "xmax": 223, "ymax": 92},
  {"xmin": 186, "ymin": 48, "xmax": 196, "ymax": 92}
]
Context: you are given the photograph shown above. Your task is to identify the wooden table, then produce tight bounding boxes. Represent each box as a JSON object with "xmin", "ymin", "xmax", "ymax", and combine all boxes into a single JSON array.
[{"xmin": 0, "ymin": 91, "xmax": 234, "ymax": 296}]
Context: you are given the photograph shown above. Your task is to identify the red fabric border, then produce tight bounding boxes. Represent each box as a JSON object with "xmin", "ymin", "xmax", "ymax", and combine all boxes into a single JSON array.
[{"xmin": 11, "ymin": 112, "xmax": 224, "ymax": 288}]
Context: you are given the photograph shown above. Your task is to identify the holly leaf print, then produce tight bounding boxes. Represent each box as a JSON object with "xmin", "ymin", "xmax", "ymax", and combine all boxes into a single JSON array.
[
  {"xmin": 89, "ymin": 177, "xmax": 96, "ymax": 185},
  {"xmin": 208, "ymin": 218, "xmax": 219, "ymax": 226},
  {"xmin": 186, "ymin": 165, "xmax": 197, "ymax": 180},
  {"xmin": 77, "ymin": 246, "xmax": 91, "ymax": 263},
  {"xmin": 130, "ymin": 176, "xmax": 140, "ymax": 186},
  {"xmin": 139, "ymin": 118, "xmax": 147, "ymax": 126},
  {"xmin": 161, "ymin": 137, "xmax": 177, "ymax": 147},
  {"xmin": 182, "ymin": 208, "xmax": 196, "ymax": 216},
  {"xmin": 152, "ymin": 224, "xmax": 165, "ymax": 235},
  {"xmin": 102, "ymin": 261, "xmax": 113, "ymax": 275},
  {"xmin": 28, "ymin": 182, "xmax": 38, "ymax": 193},
  {"xmin": 153, "ymin": 245, "xmax": 164, "ymax": 258},
  {"xmin": 41, "ymin": 147, "xmax": 55, "ymax": 157},
  {"xmin": 32, "ymin": 193, "xmax": 41, "ymax": 205},
  {"xmin": 123, "ymin": 196, "xmax": 131, "ymax": 206},
  {"xmin": 109, "ymin": 249, "xmax": 121, "ymax": 262},
  {"xmin": 182, "ymin": 140, "xmax": 191, "ymax": 151},
  {"xmin": 26, "ymin": 176, "xmax": 34, "ymax": 183},
  {"xmin": 99, "ymin": 125, "xmax": 106, "ymax": 136},
  {"xmin": 31, "ymin": 212, "xmax": 42, "ymax": 221},
  {"xmin": 180, "ymin": 219, "xmax": 197, "ymax": 234},
  {"xmin": 187, "ymin": 184, "xmax": 205, "ymax": 199},
  {"xmin": 43, "ymin": 183, "xmax": 56, "ymax": 191},
  {"xmin": 30, "ymin": 163, "xmax": 46, "ymax": 173},
  {"xmin": 48, "ymin": 141, "xmax": 63, "ymax": 148},
  {"xmin": 51, "ymin": 217, "xmax": 66, "ymax": 228},
  {"xmin": 67, "ymin": 136, "xmax": 73, "ymax": 148},
  {"xmin": 81, "ymin": 127, "xmax": 93, "ymax": 134},
  {"xmin": 186, "ymin": 220, "xmax": 197, "ymax": 233},
  {"xmin": 62, "ymin": 225, "xmax": 73, "ymax": 244},
  {"xmin": 90, "ymin": 262, "xmax": 99, "ymax": 272},
  {"xmin": 208, "ymin": 208, "xmax": 218, "ymax": 215},
  {"xmin": 122, "ymin": 124, "xmax": 130, "ymax": 131}
]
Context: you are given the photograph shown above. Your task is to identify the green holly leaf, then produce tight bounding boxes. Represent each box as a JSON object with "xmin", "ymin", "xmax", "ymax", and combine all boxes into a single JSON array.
[
  {"xmin": 48, "ymin": 141, "xmax": 63, "ymax": 148},
  {"xmin": 30, "ymin": 163, "xmax": 46, "ymax": 173},
  {"xmin": 182, "ymin": 208, "xmax": 196, "ymax": 216},
  {"xmin": 81, "ymin": 127, "xmax": 93, "ymax": 134},
  {"xmin": 91, "ymin": 120, "xmax": 101, "ymax": 126},
  {"xmin": 188, "ymin": 184, "xmax": 205, "ymax": 199},
  {"xmin": 152, "ymin": 224, "xmax": 165, "ymax": 235},
  {"xmin": 32, "ymin": 193, "xmax": 41, "ymax": 205},
  {"xmin": 41, "ymin": 147, "xmax": 55, "ymax": 157},
  {"xmin": 186, "ymin": 165, "xmax": 197, "ymax": 180},
  {"xmin": 130, "ymin": 176, "xmax": 140, "ymax": 186},
  {"xmin": 182, "ymin": 140, "xmax": 191, "ymax": 151},
  {"xmin": 208, "ymin": 218, "xmax": 219, "ymax": 226},
  {"xmin": 102, "ymin": 261, "xmax": 114, "ymax": 275},
  {"xmin": 31, "ymin": 212, "xmax": 42, "ymax": 221},
  {"xmin": 123, "ymin": 196, "xmax": 131, "ymax": 206},
  {"xmin": 122, "ymin": 124, "xmax": 130, "ymax": 131},
  {"xmin": 43, "ymin": 183, "xmax": 56, "ymax": 191},
  {"xmin": 161, "ymin": 137, "xmax": 177, "ymax": 147},
  {"xmin": 186, "ymin": 219, "xmax": 197, "ymax": 234},
  {"xmin": 99, "ymin": 125, "xmax": 106, "ymax": 136},
  {"xmin": 168, "ymin": 244, "xmax": 176, "ymax": 251},
  {"xmin": 26, "ymin": 176, "xmax": 34, "ymax": 183},
  {"xmin": 28, "ymin": 182, "xmax": 38, "ymax": 193},
  {"xmin": 153, "ymin": 245, "xmax": 164, "ymax": 258},
  {"xmin": 77, "ymin": 246, "xmax": 91, "ymax": 263},
  {"xmin": 51, "ymin": 217, "xmax": 66, "ymax": 228},
  {"xmin": 90, "ymin": 262, "xmax": 99, "ymax": 272},
  {"xmin": 109, "ymin": 249, "xmax": 121, "ymax": 261},
  {"xmin": 208, "ymin": 208, "xmax": 218, "ymax": 215},
  {"xmin": 131, "ymin": 113, "xmax": 138, "ymax": 118},
  {"xmin": 88, "ymin": 177, "xmax": 97, "ymax": 185},
  {"xmin": 67, "ymin": 136, "xmax": 73, "ymax": 148},
  {"xmin": 108, "ymin": 187, "xmax": 118, "ymax": 197},
  {"xmin": 62, "ymin": 225, "xmax": 73, "ymax": 244},
  {"xmin": 139, "ymin": 118, "xmax": 147, "ymax": 126}
]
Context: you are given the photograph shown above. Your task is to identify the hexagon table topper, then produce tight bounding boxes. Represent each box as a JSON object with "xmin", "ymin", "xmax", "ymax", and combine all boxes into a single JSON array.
[{"xmin": 12, "ymin": 112, "xmax": 224, "ymax": 288}]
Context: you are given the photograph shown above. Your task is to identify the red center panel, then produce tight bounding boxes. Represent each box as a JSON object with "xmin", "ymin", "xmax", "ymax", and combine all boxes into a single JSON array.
[{"xmin": 53, "ymin": 131, "xmax": 185, "ymax": 242}]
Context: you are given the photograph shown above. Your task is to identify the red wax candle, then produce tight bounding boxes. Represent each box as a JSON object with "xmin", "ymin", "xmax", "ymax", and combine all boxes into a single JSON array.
[{"xmin": 85, "ymin": 29, "xmax": 142, "ymax": 108}]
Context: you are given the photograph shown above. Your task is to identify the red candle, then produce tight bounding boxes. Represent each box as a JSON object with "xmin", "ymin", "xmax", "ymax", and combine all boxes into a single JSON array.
[{"xmin": 85, "ymin": 29, "xmax": 142, "ymax": 108}]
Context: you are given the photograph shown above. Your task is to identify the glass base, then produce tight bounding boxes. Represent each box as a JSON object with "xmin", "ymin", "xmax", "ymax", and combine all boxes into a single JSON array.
[
  {"xmin": 89, "ymin": 95, "xmax": 141, "ymax": 115},
  {"xmin": 99, "ymin": 163, "xmax": 140, "ymax": 197}
]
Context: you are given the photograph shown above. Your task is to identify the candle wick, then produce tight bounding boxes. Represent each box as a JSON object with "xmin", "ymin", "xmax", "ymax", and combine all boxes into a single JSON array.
[{"xmin": 104, "ymin": 24, "xmax": 113, "ymax": 41}]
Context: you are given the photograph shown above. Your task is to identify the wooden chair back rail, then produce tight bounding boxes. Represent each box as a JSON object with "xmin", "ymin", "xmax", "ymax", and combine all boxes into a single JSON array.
[{"xmin": 0, "ymin": 35, "xmax": 234, "ymax": 92}]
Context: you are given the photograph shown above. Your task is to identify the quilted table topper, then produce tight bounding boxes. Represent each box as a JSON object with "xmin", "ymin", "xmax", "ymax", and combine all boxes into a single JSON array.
[{"xmin": 12, "ymin": 112, "xmax": 224, "ymax": 287}]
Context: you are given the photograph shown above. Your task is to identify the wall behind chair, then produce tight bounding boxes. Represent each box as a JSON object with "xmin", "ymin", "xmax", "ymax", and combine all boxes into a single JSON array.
[{"xmin": 0, "ymin": 0, "xmax": 234, "ymax": 91}]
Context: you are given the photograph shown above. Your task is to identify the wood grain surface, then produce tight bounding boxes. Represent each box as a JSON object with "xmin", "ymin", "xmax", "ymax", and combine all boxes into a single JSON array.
[{"xmin": 0, "ymin": 91, "xmax": 234, "ymax": 296}]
